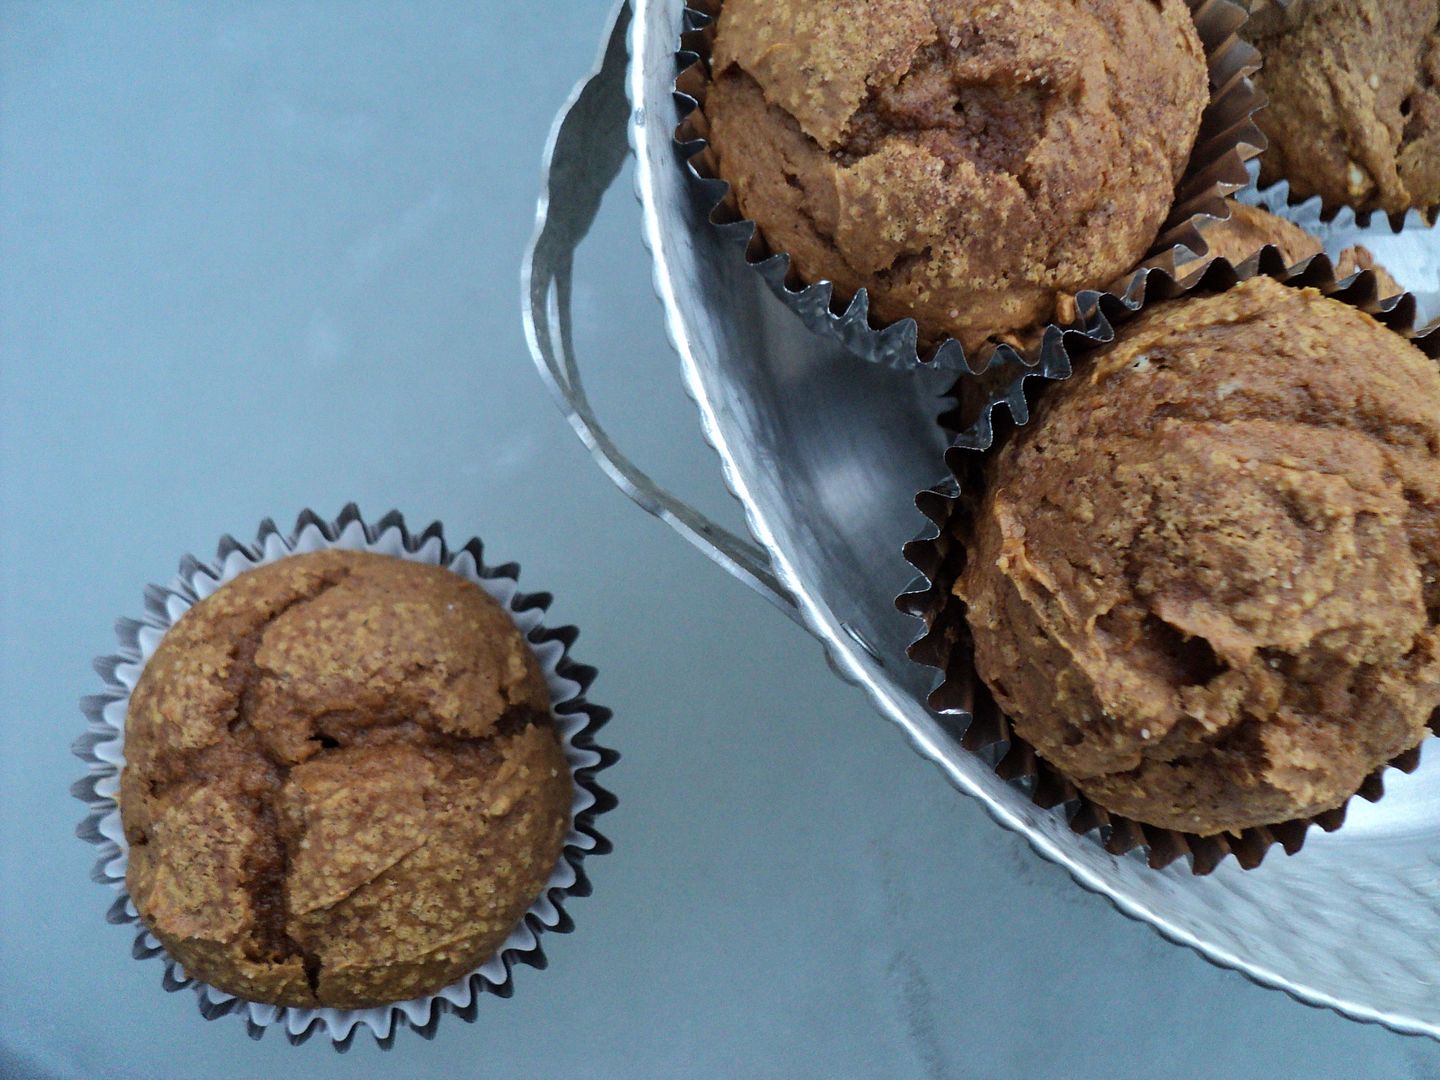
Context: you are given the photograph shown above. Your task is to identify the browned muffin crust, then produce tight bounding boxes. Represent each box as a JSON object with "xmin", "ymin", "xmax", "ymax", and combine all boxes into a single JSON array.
[
  {"xmin": 958, "ymin": 277, "xmax": 1440, "ymax": 834},
  {"xmin": 704, "ymin": 0, "xmax": 1208, "ymax": 351},
  {"xmin": 120, "ymin": 550, "xmax": 571, "ymax": 1009},
  {"xmin": 1195, "ymin": 202, "xmax": 1402, "ymax": 295},
  {"xmin": 1250, "ymin": 0, "xmax": 1440, "ymax": 216}
]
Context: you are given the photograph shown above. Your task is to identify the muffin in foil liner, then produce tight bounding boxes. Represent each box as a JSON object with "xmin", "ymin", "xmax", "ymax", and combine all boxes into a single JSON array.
[
  {"xmin": 72, "ymin": 505, "xmax": 617, "ymax": 1048},
  {"xmin": 897, "ymin": 252, "xmax": 1440, "ymax": 875},
  {"xmin": 672, "ymin": 0, "xmax": 1266, "ymax": 374},
  {"xmin": 942, "ymin": 158, "xmax": 1440, "ymax": 435}
]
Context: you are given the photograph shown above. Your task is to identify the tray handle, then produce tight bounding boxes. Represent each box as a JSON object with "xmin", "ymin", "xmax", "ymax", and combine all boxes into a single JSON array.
[{"xmin": 521, "ymin": 1, "xmax": 802, "ymax": 623}]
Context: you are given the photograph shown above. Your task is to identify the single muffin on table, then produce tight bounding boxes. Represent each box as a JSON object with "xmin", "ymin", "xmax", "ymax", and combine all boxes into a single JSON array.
[
  {"xmin": 1248, "ymin": 0, "xmax": 1440, "ymax": 217},
  {"xmin": 703, "ymin": 0, "xmax": 1208, "ymax": 352},
  {"xmin": 957, "ymin": 276, "xmax": 1440, "ymax": 835},
  {"xmin": 119, "ymin": 550, "xmax": 572, "ymax": 1009}
]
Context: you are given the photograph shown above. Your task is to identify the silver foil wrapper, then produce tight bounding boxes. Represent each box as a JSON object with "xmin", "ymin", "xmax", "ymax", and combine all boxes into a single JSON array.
[
  {"xmin": 940, "ymin": 167, "xmax": 1440, "ymax": 435},
  {"xmin": 72, "ymin": 505, "xmax": 617, "ymax": 1048},
  {"xmin": 898, "ymin": 254, "xmax": 1440, "ymax": 874},
  {"xmin": 1240, "ymin": 168, "xmax": 1440, "ymax": 326}
]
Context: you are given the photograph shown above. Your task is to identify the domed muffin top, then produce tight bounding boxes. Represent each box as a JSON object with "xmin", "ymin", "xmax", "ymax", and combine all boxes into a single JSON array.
[
  {"xmin": 120, "ymin": 550, "xmax": 571, "ymax": 1009},
  {"xmin": 1251, "ymin": 0, "xmax": 1440, "ymax": 216},
  {"xmin": 958, "ymin": 276, "xmax": 1440, "ymax": 834}
]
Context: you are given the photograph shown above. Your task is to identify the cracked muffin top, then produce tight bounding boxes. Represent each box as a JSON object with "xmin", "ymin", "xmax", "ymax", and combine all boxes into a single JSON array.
[
  {"xmin": 704, "ymin": 0, "xmax": 1208, "ymax": 351},
  {"xmin": 957, "ymin": 276, "xmax": 1440, "ymax": 835},
  {"xmin": 1249, "ymin": 0, "xmax": 1440, "ymax": 216},
  {"xmin": 119, "ymin": 550, "xmax": 571, "ymax": 1009}
]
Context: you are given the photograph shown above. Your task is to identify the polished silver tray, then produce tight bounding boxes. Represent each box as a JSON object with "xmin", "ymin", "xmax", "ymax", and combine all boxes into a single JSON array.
[{"xmin": 525, "ymin": 0, "xmax": 1440, "ymax": 1039}]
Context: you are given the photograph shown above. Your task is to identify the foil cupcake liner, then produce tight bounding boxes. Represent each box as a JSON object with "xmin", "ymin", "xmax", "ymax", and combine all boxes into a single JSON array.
[
  {"xmin": 1241, "ymin": 168, "xmax": 1440, "ymax": 326},
  {"xmin": 898, "ymin": 252, "xmax": 1440, "ymax": 875},
  {"xmin": 939, "ymin": 164, "xmax": 1440, "ymax": 434},
  {"xmin": 72, "ymin": 505, "xmax": 617, "ymax": 1048},
  {"xmin": 673, "ymin": 0, "xmax": 1266, "ymax": 374},
  {"xmin": 948, "ymin": 170, "xmax": 1440, "ymax": 435}
]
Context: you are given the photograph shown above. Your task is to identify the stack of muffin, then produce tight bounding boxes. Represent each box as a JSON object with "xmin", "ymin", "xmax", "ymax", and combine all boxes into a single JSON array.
[
  {"xmin": 700, "ymin": 0, "xmax": 1440, "ymax": 861},
  {"xmin": 101, "ymin": 3, "xmax": 1440, "ymax": 1041}
]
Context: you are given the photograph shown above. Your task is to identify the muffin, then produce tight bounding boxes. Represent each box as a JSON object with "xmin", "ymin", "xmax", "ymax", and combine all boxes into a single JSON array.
[
  {"xmin": 957, "ymin": 276, "xmax": 1440, "ymax": 835},
  {"xmin": 1249, "ymin": 0, "xmax": 1440, "ymax": 217},
  {"xmin": 704, "ymin": 0, "xmax": 1208, "ymax": 352},
  {"xmin": 119, "ymin": 549, "xmax": 572, "ymax": 1009},
  {"xmin": 1195, "ymin": 202, "xmax": 1402, "ymax": 295}
]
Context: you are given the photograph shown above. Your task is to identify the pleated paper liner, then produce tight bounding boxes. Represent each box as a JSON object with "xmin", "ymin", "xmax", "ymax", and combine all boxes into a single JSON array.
[
  {"xmin": 72, "ymin": 506, "xmax": 618, "ymax": 1048},
  {"xmin": 673, "ymin": 0, "xmax": 1267, "ymax": 374},
  {"xmin": 898, "ymin": 250, "xmax": 1440, "ymax": 875}
]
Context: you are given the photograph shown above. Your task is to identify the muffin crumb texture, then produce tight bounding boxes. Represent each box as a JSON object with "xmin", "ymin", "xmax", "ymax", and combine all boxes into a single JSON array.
[
  {"xmin": 704, "ymin": 0, "xmax": 1207, "ymax": 351},
  {"xmin": 1251, "ymin": 0, "xmax": 1440, "ymax": 215},
  {"xmin": 120, "ymin": 550, "xmax": 571, "ymax": 1009},
  {"xmin": 958, "ymin": 277, "xmax": 1440, "ymax": 834}
]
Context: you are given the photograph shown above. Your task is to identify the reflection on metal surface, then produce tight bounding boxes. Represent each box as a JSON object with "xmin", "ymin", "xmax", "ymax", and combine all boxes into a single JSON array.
[{"xmin": 522, "ymin": 0, "xmax": 800, "ymax": 623}]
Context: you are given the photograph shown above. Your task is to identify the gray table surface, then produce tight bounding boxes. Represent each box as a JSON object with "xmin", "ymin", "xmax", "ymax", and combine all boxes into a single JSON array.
[{"xmin": 3, "ymin": 4, "xmax": 1440, "ymax": 1078}]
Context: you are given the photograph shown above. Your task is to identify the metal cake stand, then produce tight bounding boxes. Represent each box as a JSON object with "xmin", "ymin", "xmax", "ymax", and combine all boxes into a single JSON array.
[{"xmin": 525, "ymin": 0, "xmax": 1440, "ymax": 1040}]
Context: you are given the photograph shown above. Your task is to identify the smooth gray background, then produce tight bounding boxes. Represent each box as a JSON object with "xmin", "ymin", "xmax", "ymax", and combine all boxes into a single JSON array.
[{"xmin": 2, "ymin": 4, "xmax": 1439, "ymax": 1078}]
